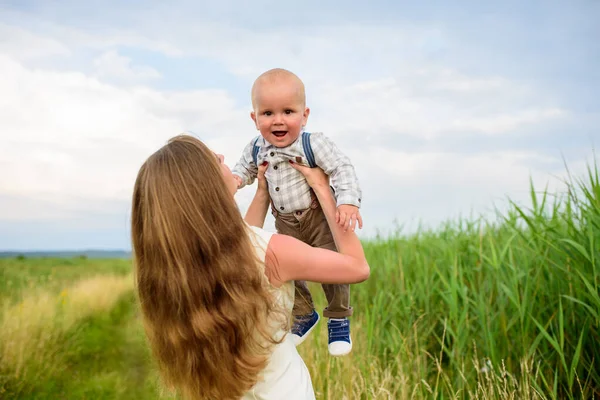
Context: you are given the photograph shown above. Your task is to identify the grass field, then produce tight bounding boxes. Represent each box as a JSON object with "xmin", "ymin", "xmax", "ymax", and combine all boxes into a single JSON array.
[{"xmin": 1, "ymin": 162, "xmax": 598, "ymax": 399}]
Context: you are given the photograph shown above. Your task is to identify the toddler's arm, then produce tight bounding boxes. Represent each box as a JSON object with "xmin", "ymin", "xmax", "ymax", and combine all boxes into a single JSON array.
[
  {"xmin": 309, "ymin": 132, "xmax": 363, "ymax": 231},
  {"xmin": 310, "ymin": 132, "xmax": 362, "ymax": 209},
  {"xmin": 232, "ymin": 137, "xmax": 259, "ymax": 188}
]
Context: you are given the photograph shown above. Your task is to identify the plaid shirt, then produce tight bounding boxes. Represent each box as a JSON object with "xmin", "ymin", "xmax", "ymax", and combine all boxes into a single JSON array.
[{"xmin": 232, "ymin": 132, "xmax": 362, "ymax": 213}]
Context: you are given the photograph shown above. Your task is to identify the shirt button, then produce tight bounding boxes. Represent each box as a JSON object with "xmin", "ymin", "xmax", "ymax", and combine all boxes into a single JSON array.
[
  {"xmin": 280, "ymin": 206, "xmax": 284, "ymax": 211},
  {"xmin": 275, "ymin": 187, "xmax": 280, "ymax": 191},
  {"xmin": 270, "ymin": 152, "xmax": 275, "ymax": 156},
  {"xmin": 273, "ymin": 166, "xmax": 278, "ymax": 170}
]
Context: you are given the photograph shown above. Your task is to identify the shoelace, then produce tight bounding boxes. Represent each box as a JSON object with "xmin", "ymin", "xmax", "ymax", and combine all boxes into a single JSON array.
[{"xmin": 328, "ymin": 320, "xmax": 350, "ymax": 340}]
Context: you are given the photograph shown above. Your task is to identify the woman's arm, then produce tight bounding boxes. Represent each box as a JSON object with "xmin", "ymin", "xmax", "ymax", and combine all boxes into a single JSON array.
[
  {"xmin": 244, "ymin": 162, "xmax": 270, "ymax": 228},
  {"xmin": 264, "ymin": 162, "xmax": 369, "ymax": 287}
]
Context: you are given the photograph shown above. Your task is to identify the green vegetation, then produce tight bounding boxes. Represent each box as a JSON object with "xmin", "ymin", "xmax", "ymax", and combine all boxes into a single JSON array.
[{"xmin": 1, "ymin": 162, "xmax": 598, "ymax": 399}]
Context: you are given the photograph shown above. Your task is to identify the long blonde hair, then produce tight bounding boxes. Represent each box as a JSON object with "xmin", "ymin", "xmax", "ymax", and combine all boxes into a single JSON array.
[{"xmin": 131, "ymin": 134, "xmax": 284, "ymax": 399}]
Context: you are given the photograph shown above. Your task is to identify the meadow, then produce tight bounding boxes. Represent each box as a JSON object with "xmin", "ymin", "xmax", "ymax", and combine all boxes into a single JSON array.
[{"xmin": 1, "ymin": 162, "xmax": 598, "ymax": 399}]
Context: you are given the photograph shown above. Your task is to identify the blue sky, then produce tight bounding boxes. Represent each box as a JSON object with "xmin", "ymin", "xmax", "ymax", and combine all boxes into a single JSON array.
[{"xmin": 0, "ymin": 0, "xmax": 597, "ymax": 250}]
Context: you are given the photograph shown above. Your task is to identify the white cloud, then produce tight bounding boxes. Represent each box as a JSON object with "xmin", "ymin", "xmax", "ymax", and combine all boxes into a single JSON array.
[
  {"xmin": 307, "ymin": 72, "xmax": 567, "ymax": 141},
  {"xmin": 0, "ymin": 17, "xmax": 594, "ymax": 247},
  {"xmin": 363, "ymin": 147, "xmax": 564, "ymax": 189},
  {"xmin": 0, "ymin": 51, "xmax": 567, "ymax": 212},
  {"xmin": 0, "ymin": 54, "xmax": 249, "ymax": 222},
  {"xmin": 93, "ymin": 50, "xmax": 161, "ymax": 81},
  {"xmin": 0, "ymin": 23, "xmax": 70, "ymax": 60},
  {"xmin": 0, "ymin": 10, "xmax": 183, "ymax": 57},
  {"xmin": 449, "ymin": 108, "xmax": 566, "ymax": 135},
  {"xmin": 126, "ymin": 22, "xmax": 569, "ymax": 141}
]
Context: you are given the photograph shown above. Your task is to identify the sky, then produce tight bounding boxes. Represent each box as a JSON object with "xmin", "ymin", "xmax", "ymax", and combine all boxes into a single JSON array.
[{"xmin": 0, "ymin": 0, "xmax": 598, "ymax": 251}]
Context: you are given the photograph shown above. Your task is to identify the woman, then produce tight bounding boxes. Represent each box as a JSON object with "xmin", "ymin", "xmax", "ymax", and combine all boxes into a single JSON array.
[{"xmin": 131, "ymin": 134, "xmax": 369, "ymax": 400}]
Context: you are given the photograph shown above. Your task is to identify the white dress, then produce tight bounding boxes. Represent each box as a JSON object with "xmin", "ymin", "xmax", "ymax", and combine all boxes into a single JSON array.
[{"xmin": 242, "ymin": 225, "xmax": 316, "ymax": 400}]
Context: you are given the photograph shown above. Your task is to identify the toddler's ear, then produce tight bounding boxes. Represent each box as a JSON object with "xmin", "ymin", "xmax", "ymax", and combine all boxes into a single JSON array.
[{"xmin": 250, "ymin": 111, "xmax": 259, "ymax": 129}]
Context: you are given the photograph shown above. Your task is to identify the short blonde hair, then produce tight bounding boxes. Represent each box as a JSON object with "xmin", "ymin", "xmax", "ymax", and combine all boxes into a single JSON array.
[{"xmin": 251, "ymin": 68, "xmax": 306, "ymax": 109}]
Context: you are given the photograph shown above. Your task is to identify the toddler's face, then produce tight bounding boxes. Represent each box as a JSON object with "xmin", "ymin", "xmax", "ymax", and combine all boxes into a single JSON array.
[{"xmin": 251, "ymin": 80, "xmax": 309, "ymax": 148}]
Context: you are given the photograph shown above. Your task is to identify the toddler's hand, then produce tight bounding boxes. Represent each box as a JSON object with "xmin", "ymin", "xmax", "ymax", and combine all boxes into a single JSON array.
[
  {"xmin": 336, "ymin": 204, "xmax": 363, "ymax": 232},
  {"xmin": 233, "ymin": 175, "xmax": 243, "ymax": 188}
]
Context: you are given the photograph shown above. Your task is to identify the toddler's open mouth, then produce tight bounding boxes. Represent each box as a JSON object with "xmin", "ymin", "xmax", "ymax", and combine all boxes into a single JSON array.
[{"xmin": 272, "ymin": 131, "xmax": 288, "ymax": 137}]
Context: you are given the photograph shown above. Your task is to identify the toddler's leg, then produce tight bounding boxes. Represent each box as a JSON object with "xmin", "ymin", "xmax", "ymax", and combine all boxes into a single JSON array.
[
  {"xmin": 321, "ymin": 284, "xmax": 352, "ymax": 318},
  {"xmin": 302, "ymin": 205, "xmax": 354, "ymax": 356},
  {"xmin": 274, "ymin": 211, "xmax": 319, "ymax": 346},
  {"xmin": 293, "ymin": 280, "xmax": 316, "ymax": 317}
]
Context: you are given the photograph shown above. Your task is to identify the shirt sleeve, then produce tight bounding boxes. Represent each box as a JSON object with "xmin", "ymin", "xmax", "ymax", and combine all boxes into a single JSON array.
[
  {"xmin": 232, "ymin": 137, "xmax": 259, "ymax": 188},
  {"xmin": 310, "ymin": 132, "xmax": 362, "ymax": 208}
]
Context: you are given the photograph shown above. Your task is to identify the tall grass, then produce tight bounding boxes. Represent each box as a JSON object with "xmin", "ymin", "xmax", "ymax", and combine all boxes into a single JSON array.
[
  {"xmin": 0, "ymin": 257, "xmax": 132, "ymax": 303},
  {"xmin": 297, "ymin": 158, "xmax": 598, "ymax": 399},
  {"xmin": 0, "ymin": 160, "xmax": 598, "ymax": 399},
  {"xmin": 0, "ymin": 274, "xmax": 134, "ymax": 397}
]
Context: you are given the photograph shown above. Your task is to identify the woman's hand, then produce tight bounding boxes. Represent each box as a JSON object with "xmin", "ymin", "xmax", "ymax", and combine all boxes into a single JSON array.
[
  {"xmin": 288, "ymin": 160, "xmax": 329, "ymax": 190},
  {"xmin": 257, "ymin": 161, "xmax": 269, "ymax": 192},
  {"xmin": 244, "ymin": 161, "xmax": 270, "ymax": 227}
]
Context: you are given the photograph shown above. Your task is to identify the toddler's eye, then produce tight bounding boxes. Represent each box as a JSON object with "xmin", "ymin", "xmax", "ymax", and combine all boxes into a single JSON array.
[
  {"xmin": 284, "ymin": 109, "xmax": 294, "ymax": 114},
  {"xmin": 263, "ymin": 111, "xmax": 272, "ymax": 116}
]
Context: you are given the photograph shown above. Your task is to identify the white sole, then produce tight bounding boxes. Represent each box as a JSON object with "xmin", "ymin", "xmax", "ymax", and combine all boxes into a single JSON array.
[
  {"xmin": 291, "ymin": 313, "xmax": 320, "ymax": 346},
  {"xmin": 328, "ymin": 337, "xmax": 352, "ymax": 357}
]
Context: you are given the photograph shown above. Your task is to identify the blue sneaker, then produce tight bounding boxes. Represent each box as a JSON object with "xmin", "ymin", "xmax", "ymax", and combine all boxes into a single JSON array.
[
  {"xmin": 328, "ymin": 318, "xmax": 352, "ymax": 356},
  {"xmin": 291, "ymin": 310, "xmax": 320, "ymax": 346}
]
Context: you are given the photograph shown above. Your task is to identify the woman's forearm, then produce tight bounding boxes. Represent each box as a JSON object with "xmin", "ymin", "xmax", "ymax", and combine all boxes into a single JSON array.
[
  {"xmin": 244, "ymin": 189, "xmax": 270, "ymax": 228},
  {"xmin": 312, "ymin": 184, "xmax": 366, "ymax": 262}
]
